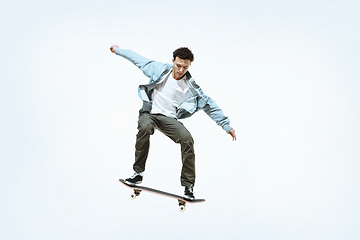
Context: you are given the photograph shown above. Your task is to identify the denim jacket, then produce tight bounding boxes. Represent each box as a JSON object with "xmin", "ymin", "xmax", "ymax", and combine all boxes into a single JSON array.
[{"xmin": 115, "ymin": 48, "xmax": 233, "ymax": 133}]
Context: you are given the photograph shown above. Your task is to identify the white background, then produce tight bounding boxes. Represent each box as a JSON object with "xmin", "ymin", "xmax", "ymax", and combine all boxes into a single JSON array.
[{"xmin": 1, "ymin": 0, "xmax": 359, "ymax": 239}]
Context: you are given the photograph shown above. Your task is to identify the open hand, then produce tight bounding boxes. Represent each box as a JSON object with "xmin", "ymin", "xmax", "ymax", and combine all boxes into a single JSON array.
[{"xmin": 228, "ymin": 129, "xmax": 236, "ymax": 141}]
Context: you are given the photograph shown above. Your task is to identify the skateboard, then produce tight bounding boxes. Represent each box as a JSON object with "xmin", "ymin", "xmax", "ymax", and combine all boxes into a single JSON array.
[{"xmin": 119, "ymin": 179, "xmax": 205, "ymax": 212}]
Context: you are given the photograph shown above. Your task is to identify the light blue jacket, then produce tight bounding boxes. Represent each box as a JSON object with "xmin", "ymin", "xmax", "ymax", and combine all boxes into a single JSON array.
[{"xmin": 115, "ymin": 48, "xmax": 233, "ymax": 133}]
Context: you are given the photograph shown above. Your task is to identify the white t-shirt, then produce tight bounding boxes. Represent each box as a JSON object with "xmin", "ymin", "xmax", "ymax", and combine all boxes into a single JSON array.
[{"xmin": 151, "ymin": 72, "xmax": 190, "ymax": 118}]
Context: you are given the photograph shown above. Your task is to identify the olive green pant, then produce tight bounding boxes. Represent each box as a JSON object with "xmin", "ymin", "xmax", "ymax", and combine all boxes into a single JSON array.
[{"xmin": 133, "ymin": 113, "xmax": 195, "ymax": 187}]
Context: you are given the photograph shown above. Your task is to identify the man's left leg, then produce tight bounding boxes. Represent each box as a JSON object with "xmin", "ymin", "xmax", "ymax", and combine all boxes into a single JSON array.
[{"xmin": 154, "ymin": 115, "xmax": 196, "ymax": 189}]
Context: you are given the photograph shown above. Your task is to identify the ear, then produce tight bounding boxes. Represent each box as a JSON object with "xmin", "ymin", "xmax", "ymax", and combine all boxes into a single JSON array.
[{"xmin": 172, "ymin": 58, "xmax": 175, "ymax": 63}]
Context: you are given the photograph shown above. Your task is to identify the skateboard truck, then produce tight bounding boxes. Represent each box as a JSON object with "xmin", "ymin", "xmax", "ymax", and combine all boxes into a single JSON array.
[
  {"xmin": 130, "ymin": 189, "xmax": 142, "ymax": 200},
  {"xmin": 178, "ymin": 199, "xmax": 186, "ymax": 212}
]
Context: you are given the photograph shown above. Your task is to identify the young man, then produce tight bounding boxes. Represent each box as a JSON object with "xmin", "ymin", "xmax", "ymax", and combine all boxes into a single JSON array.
[{"xmin": 110, "ymin": 45, "xmax": 236, "ymax": 200}]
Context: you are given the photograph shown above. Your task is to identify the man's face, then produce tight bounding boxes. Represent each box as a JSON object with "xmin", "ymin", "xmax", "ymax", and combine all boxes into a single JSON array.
[{"xmin": 172, "ymin": 57, "xmax": 191, "ymax": 80}]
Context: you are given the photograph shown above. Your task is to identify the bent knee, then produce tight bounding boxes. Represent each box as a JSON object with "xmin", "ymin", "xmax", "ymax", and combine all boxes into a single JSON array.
[
  {"xmin": 138, "ymin": 123, "xmax": 154, "ymax": 135},
  {"xmin": 178, "ymin": 133, "xmax": 194, "ymax": 145}
]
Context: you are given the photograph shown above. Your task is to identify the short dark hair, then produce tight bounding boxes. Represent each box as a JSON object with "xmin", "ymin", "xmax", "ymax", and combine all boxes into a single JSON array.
[{"xmin": 173, "ymin": 47, "xmax": 194, "ymax": 62}]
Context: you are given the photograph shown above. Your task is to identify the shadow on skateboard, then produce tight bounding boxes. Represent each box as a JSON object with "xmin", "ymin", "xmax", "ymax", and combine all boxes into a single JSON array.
[{"xmin": 119, "ymin": 179, "xmax": 205, "ymax": 212}]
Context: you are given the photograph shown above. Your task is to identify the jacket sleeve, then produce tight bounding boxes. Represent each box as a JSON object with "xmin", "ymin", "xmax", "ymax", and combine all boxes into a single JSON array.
[
  {"xmin": 115, "ymin": 48, "xmax": 166, "ymax": 81},
  {"xmin": 202, "ymin": 96, "xmax": 233, "ymax": 133}
]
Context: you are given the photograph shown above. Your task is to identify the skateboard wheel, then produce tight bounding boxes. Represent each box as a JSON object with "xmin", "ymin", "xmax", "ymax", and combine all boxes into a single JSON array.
[
  {"xmin": 179, "ymin": 205, "xmax": 186, "ymax": 212},
  {"xmin": 130, "ymin": 194, "xmax": 136, "ymax": 200}
]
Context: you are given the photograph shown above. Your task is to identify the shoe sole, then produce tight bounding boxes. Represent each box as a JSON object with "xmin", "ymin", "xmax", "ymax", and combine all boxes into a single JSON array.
[
  {"xmin": 125, "ymin": 180, "xmax": 142, "ymax": 185},
  {"xmin": 183, "ymin": 195, "xmax": 195, "ymax": 201}
]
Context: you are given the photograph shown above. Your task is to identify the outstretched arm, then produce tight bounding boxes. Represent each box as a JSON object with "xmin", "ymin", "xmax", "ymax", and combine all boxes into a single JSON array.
[
  {"xmin": 202, "ymin": 97, "xmax": 236, "ymax": 141},
  {"xmin": 109, "ymin": 45, "xmax": 167, "ymax": 80}
]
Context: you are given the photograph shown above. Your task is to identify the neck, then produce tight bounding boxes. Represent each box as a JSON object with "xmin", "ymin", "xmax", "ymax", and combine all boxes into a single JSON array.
[{"xmin": 172, "ymin": 70, "xmax": 185, "ymax": 80}]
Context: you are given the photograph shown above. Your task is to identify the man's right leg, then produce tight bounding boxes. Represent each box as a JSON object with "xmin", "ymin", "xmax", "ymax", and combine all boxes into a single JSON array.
[
  {"xmin": 133, "ymin": 113, "xmax": 158, "ymax": 173},
  {"xmin": 126, "ymin": 113, "xmax": 157, "ymax": 185}
]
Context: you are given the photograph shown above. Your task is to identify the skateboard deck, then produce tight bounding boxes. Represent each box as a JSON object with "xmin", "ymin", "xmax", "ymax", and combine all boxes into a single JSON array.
[{"xmin": 119, "ymin": 179, "xmax": 205, "ymax": 212}]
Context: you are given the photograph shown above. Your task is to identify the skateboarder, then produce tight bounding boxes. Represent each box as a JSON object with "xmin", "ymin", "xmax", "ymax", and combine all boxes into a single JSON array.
[{"xmin": 110, "ymin": 45, "xmax": 236, "ymax": 200}]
